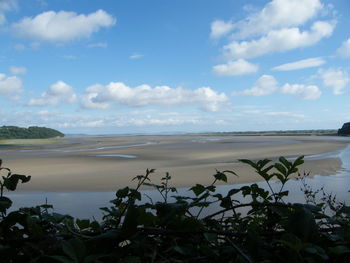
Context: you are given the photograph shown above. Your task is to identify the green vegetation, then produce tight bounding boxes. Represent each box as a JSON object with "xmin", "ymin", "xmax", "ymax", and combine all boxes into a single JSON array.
[
  {"xmin": 1, "ymin": 158, "xmax": 349, "ymax": 262},
  {"xmin": 338, "ymin": 122, "xmax": 350, "ymax": 136},
  {"xmin": 0, "ymin": 126, "xmax": 64, "ymax": 140}
]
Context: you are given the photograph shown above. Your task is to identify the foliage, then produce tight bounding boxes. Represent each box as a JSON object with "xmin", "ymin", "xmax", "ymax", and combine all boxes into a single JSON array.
[
  {"xmin": 338, "ymin": 122, "xmax": 350, "ymax": 136},
  {"xmin": 0, "ymin": 126, "xmax": 64, "ymax": 140},
  {"xmin": 0, "ymin": 157, "xmax": 349, "ymax": 262}
]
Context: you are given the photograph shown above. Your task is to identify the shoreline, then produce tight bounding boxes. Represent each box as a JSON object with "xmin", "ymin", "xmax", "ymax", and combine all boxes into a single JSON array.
[{"xmin": 2, "ymin": 135, "xmax": 349, "ymax": 192}]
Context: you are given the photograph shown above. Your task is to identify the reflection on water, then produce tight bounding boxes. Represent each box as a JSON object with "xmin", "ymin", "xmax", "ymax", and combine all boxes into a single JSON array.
[
  {"xmin": 20, "ymin": 141, "xmax": 156, "ymax": 153},
  {"xmin": 8, "ymin": 143, "xmax": 350, "ymax": 220},
  {"xmin": 95, "ymin": 154, "xmax": 137, "ymax": 159}
]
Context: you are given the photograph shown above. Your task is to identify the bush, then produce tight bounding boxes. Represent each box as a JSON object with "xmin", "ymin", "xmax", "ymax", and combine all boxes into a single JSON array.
[{"xmin": 0, "ymin": 157, "xmax": 349, "ymax": 262}]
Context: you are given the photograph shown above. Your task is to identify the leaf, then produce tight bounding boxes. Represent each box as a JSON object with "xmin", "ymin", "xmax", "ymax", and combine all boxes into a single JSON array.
[
  {"xmin": 0, "ymin": 196, "xmax": 12, "ymax": 212},
  {"xmin": 279, "ymin": 157, "xmax": 292, "ymax": 169},
  {"xmin": 116, "ymin": 187, "xmax": 130, "ymax": 198},
  {"xmin": 76, "ymin": 219, "xmax": 90, "ymax": 230},
  {"xmin": 293, "ymin": 156, "xmax": 304, "ymax": 167},
  {"xmin": 190, "ymin": 184, "xmax": 206, "ymax": 196},
  {"xmin": 222, "ymin": 170, "xmax": 238, "ymax": 176},
  {"xmin": 213, "ymin": 171, "xmax": 227, "ymax": 182},
  {"xmin": 3, "ymin": 174, "xmax": 31, "ymax": 191},
  {"xmin": 274, "ymin": 163, "xmax": 287, "ymax": 176},
  {"xmin": 220, "ymin": 196, "xmax": 231, "ymax": 209},
  {"xmin": 239, "ymin": 159, "xmax": 257, "ymax": 169},
  {"xmin": 257, "ymin": 159, "xmax": 271, "ymax": 169},
  {"xmin": 227, "ymin": 188, "xmax": 241, "ymax": 197}
]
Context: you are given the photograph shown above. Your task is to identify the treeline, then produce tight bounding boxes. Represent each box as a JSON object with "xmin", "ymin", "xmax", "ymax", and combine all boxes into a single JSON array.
[{"xmin": 0, "ymin": 126, "xmax": 64, "ymax": 139}]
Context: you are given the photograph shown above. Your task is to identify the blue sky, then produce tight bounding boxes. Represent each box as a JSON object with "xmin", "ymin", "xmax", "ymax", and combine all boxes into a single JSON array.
[{"xmin": 0, "ymin": 0, "xmax": 349, "ymax": 134}]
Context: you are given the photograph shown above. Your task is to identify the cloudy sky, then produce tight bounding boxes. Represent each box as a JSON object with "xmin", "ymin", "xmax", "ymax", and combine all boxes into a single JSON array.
[{"xmin": 0, "ymin": 0, "xmax": 349, "ymax": 134}]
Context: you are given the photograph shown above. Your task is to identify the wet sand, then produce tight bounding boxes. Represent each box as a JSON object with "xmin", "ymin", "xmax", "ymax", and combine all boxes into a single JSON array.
[{"xmin": 1, "ymin": 135, "xmax": 349, "ymax": 192}]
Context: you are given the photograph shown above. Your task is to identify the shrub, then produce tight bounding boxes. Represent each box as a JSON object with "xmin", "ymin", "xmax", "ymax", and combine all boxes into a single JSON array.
[{"xmin": 0, "ymin": 157, "xmax": 349, "ymax": 262}]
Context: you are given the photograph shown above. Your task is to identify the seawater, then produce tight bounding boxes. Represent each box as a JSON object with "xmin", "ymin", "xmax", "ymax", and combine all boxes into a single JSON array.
[{"xmin": 7, "ymin": 142, "xmax": 350, "ymax": 220}]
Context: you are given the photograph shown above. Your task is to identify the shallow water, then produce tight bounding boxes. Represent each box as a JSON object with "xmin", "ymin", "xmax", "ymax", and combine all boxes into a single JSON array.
[{"xmin": 7, "ymin": 139, "xmax": 350, "ymax": 220}]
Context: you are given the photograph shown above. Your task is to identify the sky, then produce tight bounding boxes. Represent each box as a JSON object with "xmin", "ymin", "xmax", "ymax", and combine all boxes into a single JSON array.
[{"xmin": 0, "ymin": 0, "xmax": 350, "ymax": 134}]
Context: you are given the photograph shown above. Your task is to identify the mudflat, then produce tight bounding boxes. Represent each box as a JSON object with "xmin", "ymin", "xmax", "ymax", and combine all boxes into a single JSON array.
[{"xmin": 1, "ymin": 135, "xmax": 348, "ymax": 192}]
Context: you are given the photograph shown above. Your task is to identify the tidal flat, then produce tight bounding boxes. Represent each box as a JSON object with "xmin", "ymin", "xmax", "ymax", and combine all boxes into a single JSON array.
[{"xmin": 1, "ymin": 135, "xmax": 349, "ymax": 192}]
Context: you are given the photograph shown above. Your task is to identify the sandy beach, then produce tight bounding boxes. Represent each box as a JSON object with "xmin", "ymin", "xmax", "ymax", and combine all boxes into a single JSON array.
[{"xmin": 1, "ymin": 135, "xmax": 349, "ymax": 192}]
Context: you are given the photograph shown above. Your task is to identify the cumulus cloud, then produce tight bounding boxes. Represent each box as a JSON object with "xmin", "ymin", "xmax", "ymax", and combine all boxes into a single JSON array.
[
  {"xmin": 337, "ymin": 38, "xmax": 350, "ymax": 57},
  {"xmin": 0, "ymin": 73, "xmax": 23, "ymax": 99},
  {"xmin": 28, "ymin": 81, "xmax": 77, "ymax": 106},
  {"xmin": 272, "ymin": 57, "xmax": 325, "ymax": 71},
  {"xmin": 129, "ymin": 53, "xmax": 144, "ymax": 60},
  {"xmin": 12, "ymin": 9, "xmax": 116, "ymax": 42},
  {"xmin": 0, "ymin": 0, "xmax": 17, "ymax": 25},
  {"xmin": 319, "ymin": 68, "xmax": 350, "ymax": 95},
  {"xmin": 81, "ymin": 82, "xmax": 228, "ymax": 112},
  {"xmin": 224, "ymin": 21, "xmax": 334, "ymax": 59},
  {"xmin": 281, "ymin": 83, "xmax": 321, "ymax": 99},
  {"xmin": 233, "ymin": 75, "xmax": 278, "ymax": 96},
  {"xmin": 210, "ymin": 20, "xmax": 235, "ymax": 39},
  {"xmin": 230, "ymin": 0, "xmax": 323, "ymax": 39},
  {"xmin": 213, "ymin": 59, "xmax": 258, "ymax": 76},
  {"xmin": 10, "ymin": 66, "xmax": 27, "ymax": 75}
]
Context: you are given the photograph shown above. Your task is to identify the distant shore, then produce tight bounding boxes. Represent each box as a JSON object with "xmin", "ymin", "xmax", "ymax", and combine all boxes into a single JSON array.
[{"xmin": 1, "ymin": 135, "xmax": 349, "ymax": 192}]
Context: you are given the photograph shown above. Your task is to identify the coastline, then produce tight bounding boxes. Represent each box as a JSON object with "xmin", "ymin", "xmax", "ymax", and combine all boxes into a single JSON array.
[{"xmin": 2, "ymin": 135, "xmax": 349, "ymax": 192}]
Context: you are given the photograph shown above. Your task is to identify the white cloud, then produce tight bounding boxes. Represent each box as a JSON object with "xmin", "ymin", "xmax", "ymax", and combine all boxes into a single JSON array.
[
  {"xmin": 10, "ymin": 66, "xmax": 27, "ymax": 75},
  {"xmin": 210, "ymin": 20, "xmax": 235, "ymax": 39},
  {"xmin": 213, "ymin": 59, "xmax": 258, "ymax": 76},
  {"xmin": 62, "ymin": 55, "xmax": 77, "ymax": 60},
  {"xmin": 87, "ymin": 42, "xmax": 108, "ymax": 48},
  {"xmin": 114, "ymin": 118, "xmax": 201, "ymax": 127},
  {"xmin": 12, "ymin": 9, "xmax": 116, "ymax": 42},
  {"xmin": 28, "ymin": 81, "xmax": 77, "ymax": 106},
  {"xmin": 281, "ymin": 83, "xmax": 321, "ymax": 99},
  {"xmin": 231, "ymin": 0, "xmax": 323, "ymax": 39},
  {"xmin": 272, "ymin": 57, "xmax": 325, "ymax": 71},
  {"xmin": 0, "ymin": 0, "xmax": 17, "ymax": 25},
  {"xmin": 129, "ymin": 53, "xmax": 144, "ymax": 59},
  {"xmin": 224, "ymin": 21, "xmax": 335, "ymax": 59},
  {"xmin": 81, "ymin": 82, "xmax": 228, "ymax": 112},
  {"xmin": 319, "ymin": 68, "xmax": 350, "ymax": 95},
  {"xmin": 337, "ymin": 38, "xmax": 350, "ymax": 57},
  {"xmin": 233, "ymin": 75, "xmax": 278, "ymax": 96},
  {"xmin": 0, "ymin": 73, "xmax": 22, "ymax": 99}
]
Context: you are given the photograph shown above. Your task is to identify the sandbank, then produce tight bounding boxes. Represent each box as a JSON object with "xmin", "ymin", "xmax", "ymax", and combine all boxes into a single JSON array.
[{"xmin": 1, "ymin": 135, "xmax": 349, "ymax": 192}]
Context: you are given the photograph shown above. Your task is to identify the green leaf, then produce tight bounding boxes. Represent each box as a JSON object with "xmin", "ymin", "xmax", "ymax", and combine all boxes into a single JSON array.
[
  {"xmin": 293, "ymin": 156, "xmax": 304, "ymax": 167},
  {"xmin": 279, "ymin": 157, "xmax": 292, "ymax": 169},
  {"xmin": 116, "ymin": 187, "xmax": 130, "ymax": 198},
  {"xmin": 274, "ymin": 163, "xmax": 287, "ymax": 176},
  {"xmin": 214, "ymin": 171, "xmax": 227, "ymax": 182},
  {"xmin": 239, "ymin": 159, "xmax": 257, "ymax": 169},
  {"xmin": 76, "ymin": 219, "xmax": 90, "ymax": 230},
  {"xmin": 0, "ymin": 196, "xmax": 12, "ymax": 212},
  {"xmin": 190, "ymin": 184, "xmax": 206, "ymax": 196},
  {"xmin": 3, "ymin": 174, "xmax": 31, "ymax": 191}
]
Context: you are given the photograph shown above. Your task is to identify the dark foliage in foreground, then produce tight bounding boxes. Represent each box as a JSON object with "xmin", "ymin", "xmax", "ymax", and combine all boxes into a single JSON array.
[
  {"xmin": 0, "ymin": 157, "xmax": 350, "ymax": 263},
  {"xmin": 0, "ymin": 126, "xmax": 64, "ymax": 139}
]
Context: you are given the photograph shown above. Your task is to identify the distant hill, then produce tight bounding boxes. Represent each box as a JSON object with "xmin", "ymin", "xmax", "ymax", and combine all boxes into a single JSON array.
[
  {"xmin": 0, "ymin": 126, "xmax": 64, "ymax": 139},
  {"xmin": 338, "ymin": 122, "xmax": 350, "ymax": 136}
]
